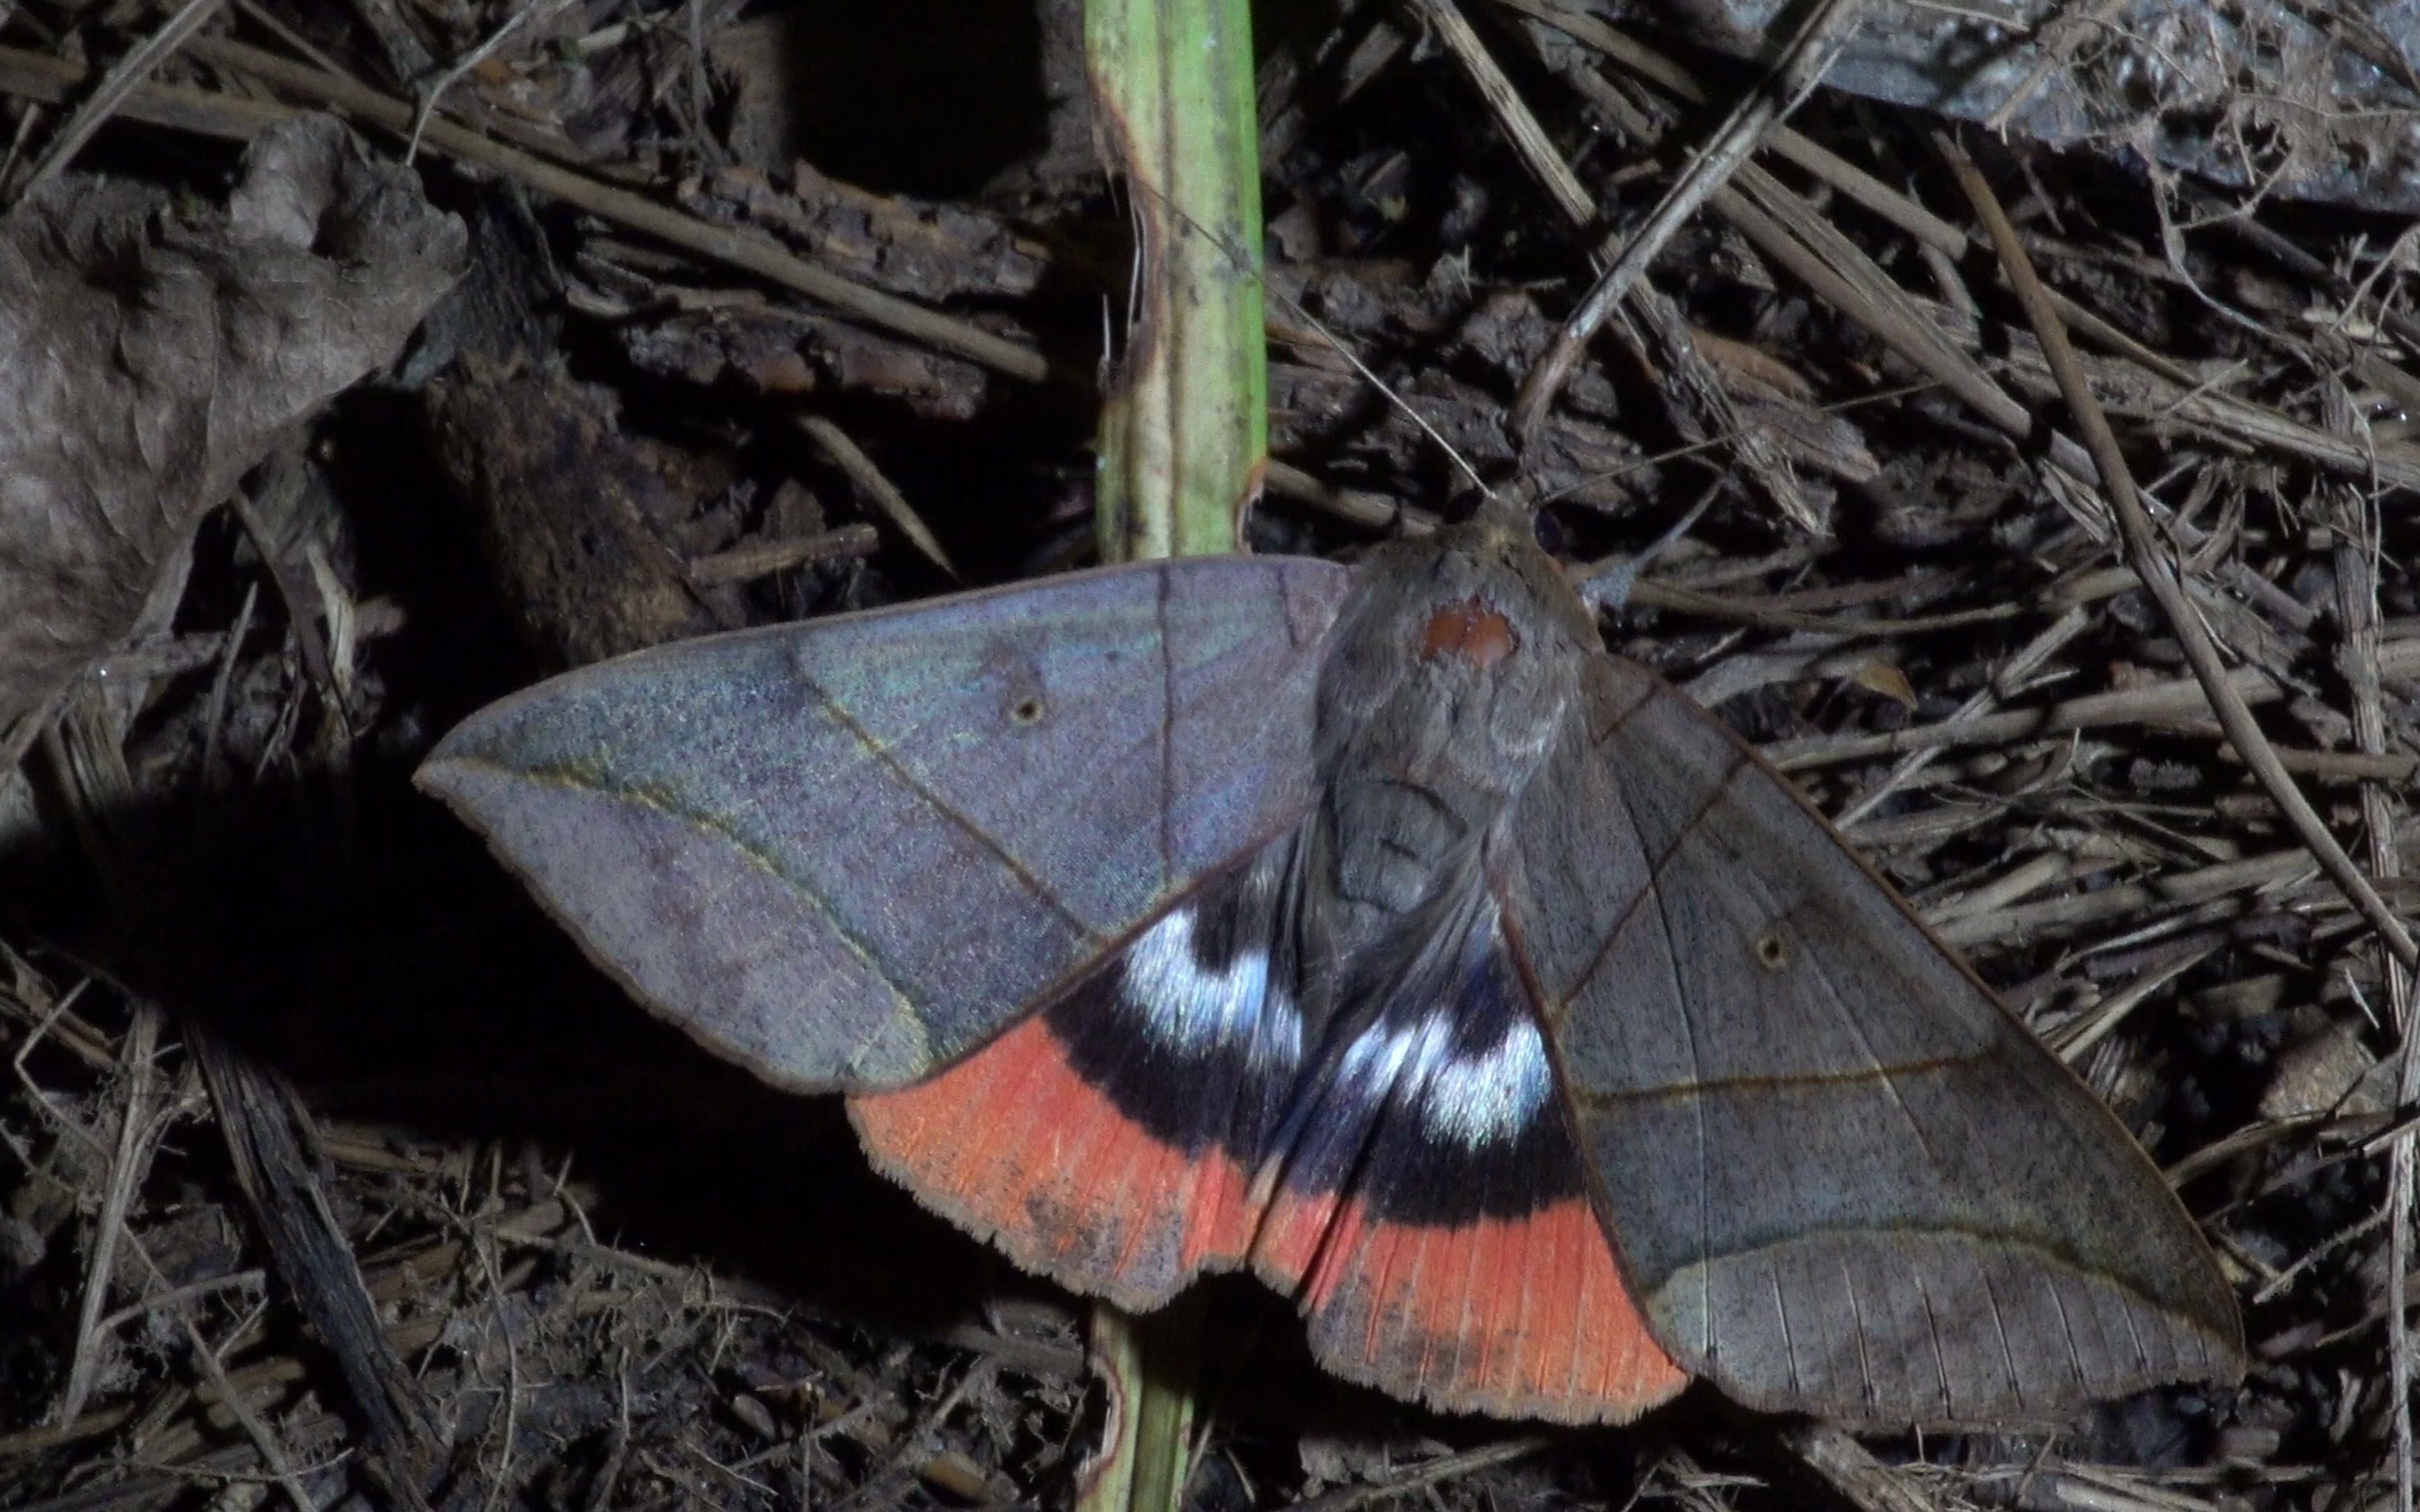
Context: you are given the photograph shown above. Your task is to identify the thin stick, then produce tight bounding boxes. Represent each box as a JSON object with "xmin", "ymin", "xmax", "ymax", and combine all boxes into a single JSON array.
[
  {"xmin": 403, "ymin": 0, "xmax": 576, "ymax": 164},
  {"xmin": 2328, "ymin": 397, "xmax": 2418, "ymax": 1512},
  {"xmin": 795, "ymin": 416, "xmax": 959, "ymax": 580},
  {"xmin": 183, "ymin": 1317, "xmax": 318, "ymax": 1512},
  {"xmin": 1942, "ymin": 136, "xmax": 2417, "ymax": 974},
  {"xmin": 95, "ymin": 1268, "xmax": 270, "ymax": 1336},
  {"xmin": 1284, "ymin": 1436, "xmax": 1555, "ymax": 1511},
  {"xmin": 195, "ymin": 36, "xmax": 1052, "ymax": 385},
  {"xmin": 685, "ymin": 524, "xmax": 882, "ymax": 587},
  {"xmin": 1830, "ymin": 605, "xmax": 2090, "ymax": 829},
  {"xmin": 1504, "ymin": 9, "xmax": 2395, "ymax": 615},
  {"xmin": 1407, "ymin": 0, "xmax": 1590, "ymax": 223},
  {"xmin": 0, "ymin": 36, "xmax": 1048, "ymax": 383},
  {"xmin": 1780, "ymin": 1422, "xmax": 1938, "ymax": 1512},
  {"xmin": 11, "ymin": 0, "xmax": 225, "ymax": 197},
  {"xmin": 1766, "ymin": 642, "xmax": 2420, "ymax": 770},
  {"xmin": 1403, "ymin": 0, "xmax": 1811, "ymax": 522},
  {"xmin": 1508, "ymin": 0, "xmax": 1870, "ymax": 438},
  {"xmin": 59, "ymin": 1001, "xmax": 161, "ymax": 1422},
  {"xmin": 1127, "ymin": 170, "xmax": 1493, "ymax": 500}
]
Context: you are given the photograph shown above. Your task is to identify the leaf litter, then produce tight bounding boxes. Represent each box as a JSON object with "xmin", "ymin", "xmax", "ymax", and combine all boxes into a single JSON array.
[{"xmin": 0, "ymin": 0, "xmax": 2414, "ymax": 1508}]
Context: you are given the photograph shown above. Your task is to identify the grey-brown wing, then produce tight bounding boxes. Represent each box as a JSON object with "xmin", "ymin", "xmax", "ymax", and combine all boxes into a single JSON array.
[
  {"xmin": 1502, "ymin": 655, "xmax": 2242, "ymax": 1424},
  {"xmin": 418, "ymin": 556, "xmax": 1350, "ymax": 1093}
]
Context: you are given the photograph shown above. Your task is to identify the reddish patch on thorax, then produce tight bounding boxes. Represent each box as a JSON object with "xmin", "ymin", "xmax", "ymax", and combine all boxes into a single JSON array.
[{"xmin": 1419, "ymin": 599, "xmax": 1519, "ymax": 668}]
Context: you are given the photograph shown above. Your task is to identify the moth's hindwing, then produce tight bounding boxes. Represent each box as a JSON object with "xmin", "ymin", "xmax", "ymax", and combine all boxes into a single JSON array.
[
  {"xmin": 849, "ymin": 836, "xmax": 1307, "ymax": 1310},
  {"xmin": 1249, "ymin": 891, "xmax": 1688, "ymax": 1424},
  {"xmin": 856, "ymin": 831, "xmax": 1689, "ymax": 1425}
]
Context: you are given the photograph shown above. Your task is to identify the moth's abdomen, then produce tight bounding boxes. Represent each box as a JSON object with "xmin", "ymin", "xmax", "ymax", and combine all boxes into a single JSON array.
[{"xmin": 1325, "ymin": 774, "xmax": 1478, "ymax": 920}]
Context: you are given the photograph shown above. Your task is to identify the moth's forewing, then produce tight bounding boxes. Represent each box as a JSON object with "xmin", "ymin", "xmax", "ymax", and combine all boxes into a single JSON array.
[
  {"xmin": 1505, "ymin": 653, "xmax": 2244, "ymax": 1424},
  {"xmin": 418, "ymin": 556, "xmax": 1351, "ymax": 1092}
]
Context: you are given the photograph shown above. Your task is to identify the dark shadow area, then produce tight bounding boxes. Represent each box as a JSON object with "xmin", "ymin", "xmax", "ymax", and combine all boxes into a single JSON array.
[
  {"xmin": 0, "ymin": 728, "xmax": 1054, "ymax": 1371},
  {"xmin": 725, "ymin": 0, "xmax": 1050, "ymax": 198}
]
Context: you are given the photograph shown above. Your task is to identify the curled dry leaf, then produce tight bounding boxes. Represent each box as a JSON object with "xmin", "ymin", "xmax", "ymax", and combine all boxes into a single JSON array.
[
  {"xmin": 1850, "ymin": 659, "xmax": 1918, "ymax": 710},
  {"xmin": 0, "ymin": 113, "xmax": 466, "ymax": 737}
]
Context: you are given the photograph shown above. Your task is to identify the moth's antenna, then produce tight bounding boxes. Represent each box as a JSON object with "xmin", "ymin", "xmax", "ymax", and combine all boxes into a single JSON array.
[
  {"xmin": 1129, "ymin": 180, "xmax": 1494, "ymax": 502},
  {"xmin": 1274, "ymin": 295, "xmax": 1493, "ymax": 500},
  {"xmin": 1578, "ymin": 482, "xmax": 1719, "ymax": 614}
]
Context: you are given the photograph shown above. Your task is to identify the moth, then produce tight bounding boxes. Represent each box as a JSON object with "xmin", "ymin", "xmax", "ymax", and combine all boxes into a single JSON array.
[{"xmin": 419, "ymin": 505, "xmax": 2242, "ymax": 1426}]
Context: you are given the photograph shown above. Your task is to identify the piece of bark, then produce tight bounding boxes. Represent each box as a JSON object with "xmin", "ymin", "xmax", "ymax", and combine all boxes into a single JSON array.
[{"xmin": 426, "ymin": 356, "xmax": 744, "ymax": 668}]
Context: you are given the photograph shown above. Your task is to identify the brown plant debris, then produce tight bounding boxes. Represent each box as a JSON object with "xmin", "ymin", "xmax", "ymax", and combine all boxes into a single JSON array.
[
  {"xmin": 0, "ymin": 113, "xmax": 465, "ymax": 748},
  {"xmin": 1, "ymin": 0, "xmax": 2416, "ymax": 1508}
]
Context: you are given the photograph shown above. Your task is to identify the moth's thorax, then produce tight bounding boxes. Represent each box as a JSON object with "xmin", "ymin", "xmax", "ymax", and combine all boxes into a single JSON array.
[{"xmin": 1314, "ymin": 515, "xmax": 1598, "ymax": 921}]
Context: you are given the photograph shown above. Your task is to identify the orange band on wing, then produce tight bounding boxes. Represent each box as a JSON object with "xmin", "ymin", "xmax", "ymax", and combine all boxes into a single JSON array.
[
  {"xmin": 1257, "ymin": 1182, "xmax": 1688, "ymax": 1424},
  {"xmin": 852, "ymin": 1014, "xmax": 1689, "ymax": 1423},
  {"xmin": 847, "ymin": 1014, "xmax": 1259, "ymax": 1310}
]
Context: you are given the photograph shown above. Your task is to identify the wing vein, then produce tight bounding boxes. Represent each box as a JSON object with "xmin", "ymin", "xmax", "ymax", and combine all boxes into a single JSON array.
[
  {"xmin": 2044, "ymin": 1273, "xmax": 2087, "ymax": 1396},
  {"xmin": 1913, "ymin": 1263, "xmax": 1954, "ymax": 1420},
  {"xmin": 1842, "ymin": 1255, "xmax": 1875, "ymax": 1413},
  {"xmin": 1154, "ymin": 565, "xmax": 1178, "ymax": 892},
  {"xmin": 2117, "ymin": 1284, "xmax": 2151, "ymax": 1377},
  {"xmin": 1559, "ymin": 732, "xmax": 1749, "ymax": 1009},
  {"xmin": 1772, "ymin": 1265, "xmax": 1802, "ymax": 1401},
  {"xmin": 1783, "ymin": 886, "xmax": 1953, "ymax": 1182},
  {"xmin": 1610, "ymin": 755, "xmax": 1715, "ymax": 1356},
  {"xmin": 796, "ymin": 672, "xmax": 1099, "ymax": 941},
  {"xmin": 1976, "ymin": 1261, "xmax": 2025, "ymax": 1413},
  {"xmin": 523, "ymin": 763, "xmax": 917, "ymax": 1014},
  {"xmin": 1568, "ymin": 1049, "xmax": 1988, "ymax": 1105}
]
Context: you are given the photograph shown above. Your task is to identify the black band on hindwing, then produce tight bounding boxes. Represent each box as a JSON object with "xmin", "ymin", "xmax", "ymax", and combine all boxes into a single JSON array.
[
  {"xmin": 1043, "ymin": 844, "xmax": 1589, "ymax": 1229},
  {"xmin": 1043, "ymin": 846, "xmax": 1305, "ymax": 1163},
  {"xmin": 1264, "ymin": 902, "xmax": 1587, "ymax": 1224}
]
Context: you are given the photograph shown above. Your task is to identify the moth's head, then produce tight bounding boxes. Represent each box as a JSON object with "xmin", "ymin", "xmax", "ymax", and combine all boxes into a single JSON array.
[{"xmin": 1412, "ymin": 499, "xmax": 1602, "ymax": 664}]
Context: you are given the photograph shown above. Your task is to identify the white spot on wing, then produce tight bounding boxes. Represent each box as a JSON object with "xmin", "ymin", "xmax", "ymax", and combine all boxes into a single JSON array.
[
  {"xmin": 1333, "ymin": 1011, "xmax": 1447, "ymax": 1112},
  {"xmin": 1328, "ymin": 1011, "xmax": 1552, "ymax": 1150},
  {"xmin": 1124, "ymin": 907, "xmax": 1299, "ymax": 1070},
  {"xmin": 1420, "ymin": 1017, "xmax": 1552, "ymax": 1147}
]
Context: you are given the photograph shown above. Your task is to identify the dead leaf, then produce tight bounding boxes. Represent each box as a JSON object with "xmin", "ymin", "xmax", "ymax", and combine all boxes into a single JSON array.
[
  {"xmin": 0, "ymin": 114, "xmax": 466, "ymax": 741},
  {"xmin": 1851, "ymin": 659, "xmax": 1918, "ymax": 709}
]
